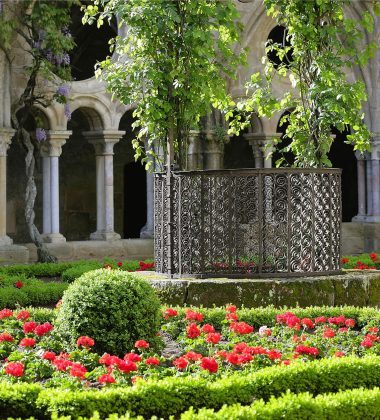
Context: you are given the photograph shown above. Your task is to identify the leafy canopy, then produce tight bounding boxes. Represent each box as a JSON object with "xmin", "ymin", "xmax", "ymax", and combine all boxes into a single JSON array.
[
  {"xmin": 83, "ymin": 0, "xmax": 246, "ymax": 169},
  {"xmin": 226, "ymin": 0, "xmax": 379, "ymax": 167}
]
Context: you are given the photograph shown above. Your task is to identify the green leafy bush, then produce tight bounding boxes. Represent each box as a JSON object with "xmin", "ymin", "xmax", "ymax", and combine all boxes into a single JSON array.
[
  {"xmin": 0, "ymin": 262, "xmax": 75, "ymax": 277},
  {"xmin": 0, "ymin": 383, "xmax": 43, "ymax": 419},
  {"xmin": 35, "ymin": 355, "xmax": 380, "ymax": 418},
  {"xmin": 55, "ymin": 269, "xmax": 162, "ymax": 355},
  {"xmin": 61, "ymin": 262, "xmax": 102, "ymax": 283},
  {"xmin": 181, "ymin": 387, "xmax": 380, "ymax": 419}
]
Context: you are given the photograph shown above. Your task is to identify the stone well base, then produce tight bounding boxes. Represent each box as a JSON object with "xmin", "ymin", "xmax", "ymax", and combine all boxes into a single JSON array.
[{"xmin": 137, "ymin": 271, "xmax": 380, "ymax": 308}]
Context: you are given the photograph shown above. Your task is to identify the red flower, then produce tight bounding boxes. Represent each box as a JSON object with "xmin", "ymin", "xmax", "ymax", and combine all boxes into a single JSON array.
[
  {"xmin": 267, "ymin": 349, "xmax": 282, "ymax": 360},
  {"xmin": 42, "ymin": 351, "xmax": 56, "ymax": 361},
  {"xmin": 185, "ymin": 310, "xmax": 203, "ymax": 322},
  {"xmin": 5, "ymin": 361, "xmax": 24, "ymax": 377},
  {"xmin": 0, "ymin": 332, "xmax": 14, "ymax": 342},
  {"xmin": 201, "ymin": 324, "xmax": 215, "ymax": 334},
  {"xmin": 215, "ymin": 350, "xmax": 228, "ymax": 360},
  {"xmin": 16, "ymin": 310, "xmax": 30, "ymax": 321},
  {"xmin": 361, "ymin": 337, "xmax": 373, "ymax": 348},
  {"xmin": 328, "ymin": 315, "xmax": 345, "ymax": 326},
  {"xmin": 23, "ymin": 321, "xmax": 37, "ymax": 334},
  {"xmin": 230, "ymin": 321, "xmax": 253, "ymax": 335},
  {"xmin": 53, "ymin": 358, "xmax": 72, "ymax": 372},
  {"xmin": 226, "ymin": 305, "xmax": 237, "ymax": 313},
  {"xmin": 98, "ymin": 373, "xmax": 116, "ymax": 384},
  {"xmin": 15, "ymin": 280, "xmax": 23, "ymax": 289},
  {"xmin": 335, "ymin": 351, "xmax": 345, "ymax": 357},
  {"xmin": 369, "ymin": 327, "xmax": 379, "ymax": 333},
  {"xmin": 0, "ymin": 309, "xmax": 13, "ymax": 319},
  {"xmin": 282, "ymin": 360, "xmax": 291, "ymax": 366},
  {"xmin": 200, "ymin": 357, "xmax": 218, "ymax": 373},
  {"xmin": 117, "ymin": 261, "xmax": 123, "ymax": 267},
  {"xmin": 35, "ymin": 322, "xmax": 53, "ymax": 337},
  {"xmin": 315, "ymin": 316, "xmax": 327, "ymax": 324},
  {"xmin": 117, "ymin": 360, "xmax": 137, "ymax": 373},
  {"xmin": 187, "ymin": 323, "xmax": 201, "ymax": 339},
  {"xmin": 20, "ymin": 337, "xmax": 36, "ymax": 347},
  {"xmin": 145, "ymin": 357, "xmax": 160, "ymax": 366},
  {"xmin": 173, "ymin": 357, "xmax": 188, "ymax": 370},
  {"xmin": 163, "ymin": 307, "xmax": 178, "ymax": 319},
  {"xmin": 226, "ymin": 312, "xmax": 238, "ymax": 322},
  {"xmin": 76, "ymin": 336, "xmax": 95, "ymax": 348},
  {"xmin": 370, "ymin": 253, "xmax": 378, "ymax": 262},
  {"xmin": 184, "ymin": 351, "xmax": 202, "ymax": 361},
  {"xmin": 341, "ymin": 258, "xmax": 349, "ymax": 264},
  {"xmin": 301, "ymin": 318, "xmax": 315, "ymax": 329},
  {"xmin": 70, "ymin": 363, "xmax": 87, "ymax": 379},
  {"xmin": 295, "ymin": 345, "xmax": 319, "ymax": 357},
  {"xmin": 258, "ymin": 326, "xmax": 271, "ymax": 337},
  {"xmin": 323, "ymin": 328, "xmax": 335, "ymax": 338},
  {"xmin": 124, "ymin": 353, "xmax": 142, "ymax": 363},
  {"xmin": 206, "ymin": 332, "xmax": 221, "ymax": 344},
  {"xmin": 345, "ymin": 318, "xmax": 356, "ymax": 328},
  {"xmin": 135, "ymin": 340, "xmax": 149, "ymax": 349}
]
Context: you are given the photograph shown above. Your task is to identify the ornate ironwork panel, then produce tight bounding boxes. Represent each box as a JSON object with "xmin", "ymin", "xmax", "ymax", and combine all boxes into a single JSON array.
[{"xmin": 154, "ymin": 168, "xmax": 342, "ymax": 278}]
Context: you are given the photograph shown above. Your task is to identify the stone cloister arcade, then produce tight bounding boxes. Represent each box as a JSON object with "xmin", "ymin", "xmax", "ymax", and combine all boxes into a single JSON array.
[{"xmin": 0, "ymin": 0, "xmax": 379, "ymax": 262}]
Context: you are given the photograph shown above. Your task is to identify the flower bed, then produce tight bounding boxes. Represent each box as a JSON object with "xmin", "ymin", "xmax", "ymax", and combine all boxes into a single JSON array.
[{"xmin": 341, "ymin": 252, "xmax": 380, "ymax": 270}]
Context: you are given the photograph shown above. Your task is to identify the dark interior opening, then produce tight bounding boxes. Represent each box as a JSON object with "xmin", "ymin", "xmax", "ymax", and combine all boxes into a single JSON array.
[
  {"xmin": 273, "ymin": 111, "xmax": 294, "ymax": 167},
  {"xmin": 69, "ymin": 4, "xmax": 117, "ymax": 81},
  {"xmin": 267, "ymin": 25, "xmax": 293, "ymax": 69},
  {"xmin": 123, "ymin": 162, "xmax": 147, "ymax": 238}
]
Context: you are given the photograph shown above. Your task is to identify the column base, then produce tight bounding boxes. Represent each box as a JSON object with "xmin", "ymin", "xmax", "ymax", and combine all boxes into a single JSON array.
[
  {"xmin": 41, "ymin": 233, "xmax": 66, "ymax": 243},
  {"xmin": 140, "ymin": 225, "xmax": 154, "ymax": 239},
  {"xmin": 0, "ymin": 235, "xmax": 13, "ymax": 246},
  {"xmin": 359, "ymin": 216, "xmax": 380, "ymax": 223},
  {"xmin": 0, "ymin": 244, "xmax": 29, "ymax": 265},
  {"xmin": 90, "ymin": 231, "xmax": 121, "ymax": 241}
]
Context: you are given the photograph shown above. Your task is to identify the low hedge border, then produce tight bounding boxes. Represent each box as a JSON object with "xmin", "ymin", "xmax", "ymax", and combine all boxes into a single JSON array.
[
  {"xmin": 181, "ymin": 387, "xmax": 380, "ymax": 419},
  {"xmin": 23, "ymin": 355, "xmax": 380, "ymax": 418}
]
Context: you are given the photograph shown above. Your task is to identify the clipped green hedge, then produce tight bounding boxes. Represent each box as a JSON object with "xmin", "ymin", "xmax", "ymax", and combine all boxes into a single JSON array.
[
  {"xmin": 0, "ymin": 383, "xmax": 43, "ymax": 419},
  {"xmin": 181, "ymin": 387, "xmax": 380, "ymax": 419},
  {"xmin": 33, "ymin": 356, "xmax": 380, "ymax": 418},
  {"xmin": 0, "ymin": 262, "xmax": 75, "ymax": 278},
  {"xmin": 0, "ymin": 275, "xmax": 67, "ymax": 308}
]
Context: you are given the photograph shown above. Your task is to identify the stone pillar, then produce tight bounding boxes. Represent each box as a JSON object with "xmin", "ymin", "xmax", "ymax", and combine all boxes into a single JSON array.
[
  {"xmin": 41, "ymin": 131, "xmax": 71, "ymax": 243},
  {"xmin": 140, "ymin": 139, "xmax": 154, "ymax": 238},
  {"xmin": 0, "ymin": 128, "xmax": 14, "ymax": 246},
  {"xmin": 245, "ymin": 133, "xmax": 281, "ymax": 169},
  {"xmin": 186, "ymin": 130, "xmax": 203, "ymax": 170},
  {"xmin": 204, "ymin": 132, "xmax": 223, "ymax": 170},
  {"xmin": 366, "ymin": 138, "xmax": 380, "ymax": 222},
  {"xmin": 352, "ymin": 151, "xmax": 367, "ymax": 221},
  {"xmin": 85, "ymin": 130, "xmax": 123, "ymax": 241}
]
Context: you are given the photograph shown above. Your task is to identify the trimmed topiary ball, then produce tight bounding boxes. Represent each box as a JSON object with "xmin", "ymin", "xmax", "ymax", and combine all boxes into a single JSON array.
[{"xmin": 55, "ymin": 269, "xmax": 162, "ymax": 356}]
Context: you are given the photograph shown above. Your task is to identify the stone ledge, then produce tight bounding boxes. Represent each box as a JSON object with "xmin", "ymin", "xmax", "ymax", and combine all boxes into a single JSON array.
[{"xmin": 137, "ymin": 271, "xmax": 380, "ymax": 308}]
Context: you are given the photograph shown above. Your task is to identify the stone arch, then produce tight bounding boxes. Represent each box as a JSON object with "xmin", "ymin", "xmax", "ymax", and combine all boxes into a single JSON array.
[{"xmin": 70, "ymin": 96, "xmax": 113, "ymax": 129}]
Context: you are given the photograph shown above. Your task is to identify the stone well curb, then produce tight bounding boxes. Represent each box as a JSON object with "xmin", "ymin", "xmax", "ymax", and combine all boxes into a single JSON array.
[{"xmin": 137, "ymin": 271, "xmax": 380, "ymax": 308}]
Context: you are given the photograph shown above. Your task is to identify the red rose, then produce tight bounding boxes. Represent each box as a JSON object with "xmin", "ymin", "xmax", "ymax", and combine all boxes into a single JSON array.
[
  {"xmin": 200, "ymin": 357, "xmax": 218, "ymax": 373},
  {"xmin": 42, "ymin": 351, "xmax": 56, "ymax": 361},
  {"xmin": 135, "ymin": 340, "xmax": 149, "ymax": 349},
  {"xmin": 23, "ymin": 321, "xmax": 37, "ymax": 334},
  {"xmin": 206, "ymin": 332, "xmax": 221, "ymax": 344},
  {"xmin": 145, "ymin": 357, "xmax": 160, "ymax": 366},
  {"xmin": 0, "ymin": 309, "xmax": 13, "ymax": 319},
  {"xmin": 20, "ymin": 337, "xmax": 36, "ymax": 347},
  {"xmin": 76, "ymin": 336, "xmax": 95, "ymax": 348},
  {"xmin": 173, "ymin": 357, "xmax": 188, "ymax": 370},
  {"xmin": 15, "ymin": 280, "xmax": 23, "ymax": 289},
  {"xmin": 187, "ymin": 323, "xmax": 201, "ymax": 339},
  {"xmin": 201, "ymin": 324, "xmax": 215, "ymax": 334},
  {"xmin": 98, "ymin": 373, "xmax": 116, "ymax": 384},
  {"xmin": 0, "ymin": 332, "xmax": 14, "ymax": 342},
  {"xmin": 16, "ymin": 310, "xmax": 30, "ymax": 321},
  {"xmin": 5, "ymin": 361, "xmax": 24, "ymax": 377}
]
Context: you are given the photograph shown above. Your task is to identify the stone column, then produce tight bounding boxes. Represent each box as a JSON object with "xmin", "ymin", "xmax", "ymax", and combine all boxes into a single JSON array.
[
  {"xmin": 203, "ymin": 132, "xmax": 224, "ymax": 170},
  {"xmin": 352, "ymin": 151, "xmax": 367, "ymax": 221},
  {"xmin": 245, "ymin": 133, "xmax": 280, "ymax": 169},
  {"xmin": 0, "ymin": 128, "xmax": 14, "ymax": 246},
  {"xmin": 41, "ymin": 131, "xmax": 70, "ymax": 243},
  {"xmin": 85, "ymin": 130, "xmax": 123, "ymax": 241},
  {"xmin": 366, "ymin": 138, "xmax": 380, "ymax": 222},
  {"xmin": 186, "ymin": 130, "xmax": 203, "ymax": 170}
]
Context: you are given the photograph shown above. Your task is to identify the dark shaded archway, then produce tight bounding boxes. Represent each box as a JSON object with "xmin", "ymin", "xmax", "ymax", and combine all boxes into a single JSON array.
[
  {"xmin": 267, "ymin": 25, "xmax": 293, "ymax": 69},
  {"xmin": 123, "ymin": 162, "xmax": 147, "ymax": 238},
  {"xmin": 224, "ymin": 132, "xmax": 255, "ymax": 169},
  {"xmin": 274, "ymin": 110, "xmax": 294, "ymax": 167}
]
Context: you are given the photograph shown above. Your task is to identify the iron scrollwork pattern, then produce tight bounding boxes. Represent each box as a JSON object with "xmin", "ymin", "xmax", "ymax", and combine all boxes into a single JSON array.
[{"xmin": 154, "ymin": 168, "xmax": 342, "ymax": 278}]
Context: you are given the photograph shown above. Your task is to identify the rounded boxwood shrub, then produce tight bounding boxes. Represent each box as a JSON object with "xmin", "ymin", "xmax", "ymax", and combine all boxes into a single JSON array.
[{"xmin": 55, "ymin": 269, "xmax": 162, "ymax": 355}]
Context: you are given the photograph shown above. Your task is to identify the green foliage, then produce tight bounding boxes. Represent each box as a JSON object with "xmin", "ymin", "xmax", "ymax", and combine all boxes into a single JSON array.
[
  {"xmin": 83, "ymin": 0, "xmax": 245, "ymax": 168},
  {"xmin": 0, "ymin": 275, "xmax": 67, "ymax": 309},
  {"xmin": 33, "ymin": 355, "xmax": 380, "ymax": 418},
  {"xmin": 0, "ymin": 262, "xmax": 76, "ymax": 278},
  {"xmin": 226, "ymin": 0, "xmax": 379, "ymax": 167},
  {"xmin": 0, "ymin": 382, "xmax": 43, "ymax": 419},
  {"xmin": 55, "ymin": 269, "xmax": 162, "ymax": 356},
  {"xmin": 181, "ymin": 387, "xmax": 380, "ymax": 419},
  {"xmin": 60, "ymin": 262, "xmax": 103, "ymax": 283}
]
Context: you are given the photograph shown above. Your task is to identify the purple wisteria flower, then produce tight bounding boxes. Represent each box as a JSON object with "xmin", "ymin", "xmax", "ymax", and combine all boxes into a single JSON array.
[
  {"xmin": 35, "ymin": 128, "xmax": 47, "ymax": 142},
  {"xmin": 64, "ymin": 103, "xmax": 71, "ymax": 121},
  {"xmin": 57, "ymin": 85, "xmax": 70, "ymax": 97}
]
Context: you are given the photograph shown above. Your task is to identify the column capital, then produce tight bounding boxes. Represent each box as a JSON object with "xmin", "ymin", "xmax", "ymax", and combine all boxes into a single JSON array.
[
  {"xmin": 84, "ymin": 130, "xmax": 124, "ymax": 155},
  {"xmin": 0, "ymin": 128, "xmax": 15, "ymax": 156},
  {"xmin": 41, "ymin": 131, "xmax": 71, "ymax": 157},
  {"xmin": 244, "ymin": 132, "xmax": 281, "ymax": 145}
]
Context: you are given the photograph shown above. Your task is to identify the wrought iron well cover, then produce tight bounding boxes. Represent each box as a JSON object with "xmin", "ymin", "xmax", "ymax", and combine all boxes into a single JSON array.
[{"xmin": 154, "ymin": 168, "xmax": 341, "ymax": 278}]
